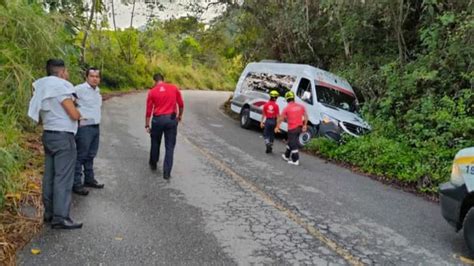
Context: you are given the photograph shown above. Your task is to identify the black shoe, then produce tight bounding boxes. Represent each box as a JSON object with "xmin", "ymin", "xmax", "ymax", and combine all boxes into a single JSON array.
[
  {"xmin": 265, "ymin": 144, "xmax": 272, "ymax": 154},
  {"xmin": 163, "ymin": 172, "xmax": 171, "ymax": 180},
  {"xmin": 51, "ymin": 219, "xmax": 83, "ymax": 230},
  {"xmin": 84, "ymin": 180, "xmax": 104, "ymax": 189},
  {"xmin": 149, "ymin": 163, "xmax": 157, "ymax": 171},
  {"xmin": 73, "ymin": 187, "xmax": 89, "ymax": 196}
]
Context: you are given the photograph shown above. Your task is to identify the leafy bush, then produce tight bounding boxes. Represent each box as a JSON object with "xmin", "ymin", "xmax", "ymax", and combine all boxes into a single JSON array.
[
  {"xmin": 82, "ymin": 17, "xmax": 242, "ymax": 90},
  {"xmin": 0, "ymin": 1, "xmax": 78, "ymax": 209}
]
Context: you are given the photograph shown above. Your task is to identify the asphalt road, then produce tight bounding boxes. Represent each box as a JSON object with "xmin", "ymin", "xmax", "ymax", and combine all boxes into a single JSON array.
[{"xmin": 18, "ymin": 91, "xmax": 472, "ymax": 265}]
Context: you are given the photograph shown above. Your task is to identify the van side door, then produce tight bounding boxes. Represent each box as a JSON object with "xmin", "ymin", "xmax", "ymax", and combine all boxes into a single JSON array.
[
  {"xmin": 295, "ymin": 77, "xmax": 317, "ymax": 126},
  {"xmin": 296, "ymin": 77, "xmax": 314, "ymax": 105}
]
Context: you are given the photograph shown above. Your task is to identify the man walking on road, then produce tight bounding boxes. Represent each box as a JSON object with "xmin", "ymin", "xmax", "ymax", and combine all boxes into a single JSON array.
[
  {"xmin": 27, "ymin": 59, "xmax": 83, "ymax": 229},
  {"xmin": 73, "ymin": 68, "xmax": 104, "ymax": 196},
  {"xmin": 260, "ymin": 90, "xmax": 280, "ymax": 154},
  {"xmin": 145, "ymin": 73, "xmax": 184, "ymax": 179},
  {"xmin": 275, "ymin": 91, "xmax": 308, "ymax": 166}
]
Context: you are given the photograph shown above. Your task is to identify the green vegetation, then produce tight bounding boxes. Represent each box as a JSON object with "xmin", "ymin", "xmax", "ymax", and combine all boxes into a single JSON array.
[
  {"xmin": 80, "ymin": 17, "xmax": 240, "ymax": 90},
  {"xmin": 217, "ymin": 0, "xmax": 473, "ymax": 192},
  {"xmin": 0, "ymin": 1, "xmax": 77, "ymax": 209}
]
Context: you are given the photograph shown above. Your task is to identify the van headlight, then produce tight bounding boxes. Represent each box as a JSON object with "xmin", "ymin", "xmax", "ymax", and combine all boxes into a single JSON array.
[
  {"xmin": 450, "ymin": 163, "xmax": 465, "ymax": 186},
  {"xmin": 321, "ymin": 113, "xmax": 339, "ymax": 126}
]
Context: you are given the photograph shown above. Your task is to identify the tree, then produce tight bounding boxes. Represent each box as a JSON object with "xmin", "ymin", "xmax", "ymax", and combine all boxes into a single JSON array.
[{"xmin": 80, "ymin": 0, "xmax": 103, "ymax": 65}]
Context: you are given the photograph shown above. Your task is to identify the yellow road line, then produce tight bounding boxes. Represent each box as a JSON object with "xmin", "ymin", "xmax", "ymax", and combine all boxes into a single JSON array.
[
  {"xmin": 460, "ymin": 256, "xmax": 474, "ymax": 265},
  {"xmin": 182, "ymin": 135, "xmax": 364, "ymax": 266},
  {"xmin": 453, "ymin": 254, "xmax": 474, "ymax": 265}
]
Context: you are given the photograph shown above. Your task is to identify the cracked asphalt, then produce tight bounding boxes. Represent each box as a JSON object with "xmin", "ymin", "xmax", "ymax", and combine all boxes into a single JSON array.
[{"xmin": 18, "ymin": 91, "xmax": 472, "ymax": 265}]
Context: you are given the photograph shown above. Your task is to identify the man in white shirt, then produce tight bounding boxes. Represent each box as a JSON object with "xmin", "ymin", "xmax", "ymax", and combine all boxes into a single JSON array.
[
  {"xmin": 28, "ymin": 59, "xmax": 83, "ymax": 229},
  {"xmin": 73, "ymin": 68, "xmax": 104, "ymax": 196}
]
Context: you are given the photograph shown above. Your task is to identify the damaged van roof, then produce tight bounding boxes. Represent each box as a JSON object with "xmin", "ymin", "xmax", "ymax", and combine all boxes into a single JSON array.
[{"xmin": 245, "ymin": 62, "xmax": 354, "ymax": 95}]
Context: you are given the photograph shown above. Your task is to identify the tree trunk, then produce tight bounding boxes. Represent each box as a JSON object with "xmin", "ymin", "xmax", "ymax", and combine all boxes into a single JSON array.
[
  {"xmin": 80, "ymin": 0, "xmax": 97, "ymax": 66},
  {"xmin": 303, "ymin": 0, "xmax": 317, "ymax": 61},
  {"xmin": 111, "ymin": 0, "xmax": 117, "ymax": 31},
  {"xmin": 391, "ymin": 0, "xmax": 409, "ymax": 64},
  {"xmin": 129, "ymin": 0, "xmax": 136, "ymax": 28},
  {"xmin": 111, "ymin": 0, "xmax": 130, "ymax": 63},
  {"xmin": 126, "ymin": 0, "xmax": 137, "ymax": 64},
  {"xmin": 335, "ymin": 3, "xmax": 351, "ymax": 59}
]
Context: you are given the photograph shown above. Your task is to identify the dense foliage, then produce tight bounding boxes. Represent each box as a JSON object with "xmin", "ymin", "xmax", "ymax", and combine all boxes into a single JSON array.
[
  {"xmin": 81, "ymin": 17, "xmax": 239, "ymax": 90},
  {"xmin": 0, "ymin": 1, "xmax": 80, "ymax": 208}
]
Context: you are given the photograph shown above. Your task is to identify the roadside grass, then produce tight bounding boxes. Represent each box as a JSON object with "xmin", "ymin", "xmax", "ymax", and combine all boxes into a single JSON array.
[
  {"xmin": 149, "ymin": 55, "xmax": 235, "ymax": 91},
  {"xmin": 304, "ymin": 137, "xmax": 440, "ymax": 200}
]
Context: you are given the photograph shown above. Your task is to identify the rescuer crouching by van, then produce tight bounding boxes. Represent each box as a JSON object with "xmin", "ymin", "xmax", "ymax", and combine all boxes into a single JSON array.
[{"xmin": 275, "ymin": 91, "xmax": 308, "ymax": 166}]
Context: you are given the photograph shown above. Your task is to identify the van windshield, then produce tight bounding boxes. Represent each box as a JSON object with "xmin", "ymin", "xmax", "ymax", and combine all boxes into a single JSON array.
[{"xmin": 315, "ymin": 84, "xmax": 358, "ymax": 112}]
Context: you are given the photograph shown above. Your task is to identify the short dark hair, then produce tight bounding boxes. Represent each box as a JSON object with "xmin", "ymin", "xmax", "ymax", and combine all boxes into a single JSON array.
[
  {"xmin": 46, "ymin": 59, "xmax": 65, "ymax": 76},
  {"xmin": 153, "ymin": 73, "xmax": 164, "ymax": 82},
  {"xmin": 85, "ymin": 67, "xmax": 100, "ymax": 77}
]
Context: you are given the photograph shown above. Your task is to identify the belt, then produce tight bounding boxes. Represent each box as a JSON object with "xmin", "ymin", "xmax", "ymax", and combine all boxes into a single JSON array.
[
  {"xmin": 44, "ymin": 130, "xmax": 74, "ymax": 135},
  {"xmin": 153, "ymin": 113, "xmax": 176, "ymax": 118},
  {"xmin": 80, "ymin": 124, "xmax": 100, "ymax": 128}
]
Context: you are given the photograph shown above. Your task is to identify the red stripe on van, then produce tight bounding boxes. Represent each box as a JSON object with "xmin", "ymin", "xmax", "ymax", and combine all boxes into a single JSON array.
[
  {"xmin": 253, "ymin": 101, "xmax": 266, "ymax": 107},
  {"xmin": 317, "ymin": 81, "xmax": 355, "ymax": 97}
]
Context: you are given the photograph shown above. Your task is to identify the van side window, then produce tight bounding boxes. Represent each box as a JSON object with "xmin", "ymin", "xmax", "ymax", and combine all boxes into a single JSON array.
[
  {"xmin": 276, "ymin": 84, "xmax": 290, "ymax": 97},
  {"xmin": 241, "ymin": 73, "xmax": 264, "ymax": 93},
  {"xmin": 241, "ymin": 72, "xmax": 296, "ymax": 96},
  {"xmin": 296, "ymin": 78, "xmax": 313, "ymax": 105}
]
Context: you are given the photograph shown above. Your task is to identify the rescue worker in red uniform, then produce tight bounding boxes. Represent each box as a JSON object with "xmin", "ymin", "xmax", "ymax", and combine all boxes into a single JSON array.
[
  {"xmin": 260, "ymin": 90, "xmax": 280, "ymax": 153},
  {"xmin": 275, "ymin": 91, "xmax": 308, "ymax": 166},
  {"xmin": 145, "ymin": 73, "xmax": 184, "ymax": 179}
]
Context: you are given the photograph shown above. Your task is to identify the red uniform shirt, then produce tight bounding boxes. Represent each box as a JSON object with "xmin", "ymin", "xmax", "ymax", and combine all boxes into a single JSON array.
[
  {"xmin": 146, "ymin": 82, "xmax": 184, "ymax": 118},
  {"xmin": 263, "ymin": 101, "xmax": 280, "ymax": 119},
  {"xmin": 281, "ymin": 102, "xmax": 306, "ymax": 130}
]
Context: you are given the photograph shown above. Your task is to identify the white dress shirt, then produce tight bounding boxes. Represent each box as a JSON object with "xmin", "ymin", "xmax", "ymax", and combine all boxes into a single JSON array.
[
  {"xmin": 74, "ymin": 82, "xmax": 102, "ymax": 126},
  {"xmin": 28, "ymin": 76, "xmax": 78, "ymax": 134},
  {"xmin": 40, "ymin": 95, "xmax": 78, "ymax": 134}
]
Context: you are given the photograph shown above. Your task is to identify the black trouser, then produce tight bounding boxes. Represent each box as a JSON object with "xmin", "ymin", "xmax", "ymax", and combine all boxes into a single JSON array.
[
  {"xmin": 149, "ymin": 115, "xmax": 178, "ymax": 176},
  {"xmin": 285, "ymin": 127, "xmax": 302, "ymax": 162},
  {"xmin": 74, "ymin": 125, "xmax": 100, "ymax": 188},
  {"xmin": 263, "ymin": 118, "xmax": 277, "ymax": 145}
]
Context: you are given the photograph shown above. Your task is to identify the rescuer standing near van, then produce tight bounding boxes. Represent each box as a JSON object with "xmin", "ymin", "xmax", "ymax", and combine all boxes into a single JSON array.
[
  {"xmin": 260, "ymin": 90, "xmax": 280, "ymax": 154},
  {"xmin": 275, "ymin": 91, "xmax": 308, "ymax": 166}
]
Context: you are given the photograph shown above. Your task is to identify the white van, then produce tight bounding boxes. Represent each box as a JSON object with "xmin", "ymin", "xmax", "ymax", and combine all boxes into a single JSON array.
[{"xmin": 230, "ymin": 62, "xmax": 371, "ymax": 145}]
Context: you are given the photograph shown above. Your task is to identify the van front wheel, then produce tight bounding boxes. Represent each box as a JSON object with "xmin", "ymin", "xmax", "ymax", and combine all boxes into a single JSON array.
[
  {"xmin": 298, "ymin": 125, "xmax": 317, "ymax": 146},
  {"xmin": 464, "ymin": 207, "xmax": 474, "ymax": 252},
  {"xmin": 240, "ymin": 107, "xmax": 252, "ymax": 129}
]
